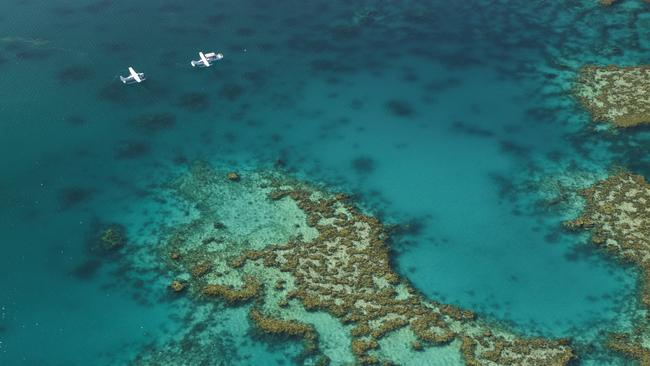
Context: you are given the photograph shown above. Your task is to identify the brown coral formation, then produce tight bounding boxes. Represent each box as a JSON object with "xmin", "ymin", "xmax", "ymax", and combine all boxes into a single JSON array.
[
  {"xmin": 566, "ymin": 172, "xmax": 650, "ymax": 362},
  {"xmin": 600, "ymin": 0, "xmax": 650, "ymax": 6},
  {"xmin": 226, "ymin": 172, "xmax": 240, "ymax": 181},
  {"xmin": 575, "ymin": 65, "xmax": 650, "ymax": 128},
  {"xmin": 249, "ymin": 308, "xmax": 321, "ymax": 356},
  {"xmin": 169, "ymin": 280, "xmax": 185, "ymax": 292},
  {"xmin": 201, "ymin": 276, "xmax": 261, "ymax": 304},
  {"xmin": 351, "ymin": 338, "xmax": 380, "ymax": 363},
  {"xmin": 460, "ymin": 334, "xmax": 572, "ymax": 366},
  {"xmin": 565, "ymin": 172, "xmax": 650, "ymax": 305},
  {"xmin": 163, "ymin": 164, "xmax": 575, "ymax": 365},
  {"xmin": 411, "ymin": 340, "xmax": 423, "ymax": 351},
  {"xmin": 190, "ymin": 260, "xmax": 212, "ymax": 278},
  {"xmin": 607, "ymin": 332, "xmax": 650, "ymax": 365},
  {"xmin": 99, "ymin": 224, "xmax": 126, "ymax": 251}
]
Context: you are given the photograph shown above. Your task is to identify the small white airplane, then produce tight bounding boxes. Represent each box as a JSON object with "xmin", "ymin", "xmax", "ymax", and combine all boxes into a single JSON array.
[
  {"xmin": 190, "ymin": 52, "xmax": 224, "ymax": 68},
  {"xmin": 120, "ymin": 66, "xmax": 145, "ymax": 84}
]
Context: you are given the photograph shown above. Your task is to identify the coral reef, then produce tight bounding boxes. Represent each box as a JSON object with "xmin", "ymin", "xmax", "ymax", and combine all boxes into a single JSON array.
[
  {"xmin": 600, "ymin": 0, "xmax": 650, "ymax": 5},
  {"xmin": 226, "ymin": 172, "xmax": 240, "ymax": 181},
  {"xmin": 99, "ymin": 224, "xmax": 126, "ymax": 251},
  {"xmin": 565, "ymin": 172, "xmax": 650, "ymax": 305},
  {"xmin": 169, "ymin": 280, "xmax": 185, "ymax": 292},
  {"xmin": 249, "ymin": 308, "xmax": 322, "ymax": 358},
  {"xmin": 161, "ymin": 163, "xmax": 574, "ymax": 365},
  {"xmin": 190, "ymin": 260, "xmax": 212, "ymax": 278},
  {"xmin": 202, "ymin": 276, "xmax": 261, "ymax": 304},
  {"xmin": 575, "ymin": 65, "xmax": 650, "ymax": 128},
  {"xmin": 566, "ymin": 172, "xmax": 650, "ymax": 363},
  {"xmin": 607, "ymin": 332, "xmax": 650, "ymax": 364},
  {"xmin": 411, "ymin": 340, "xmax": 423, "ymax": 351}
]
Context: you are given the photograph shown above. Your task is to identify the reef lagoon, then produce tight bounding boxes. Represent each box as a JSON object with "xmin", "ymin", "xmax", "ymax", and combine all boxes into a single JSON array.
[{"xmin": 1, "ymin": 0, "xmax": 650, "ymax": 365}]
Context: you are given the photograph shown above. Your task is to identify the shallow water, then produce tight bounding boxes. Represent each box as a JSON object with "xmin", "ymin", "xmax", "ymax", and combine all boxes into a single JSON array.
[{"xmin": 1, "ymin": 0, "xmax": 649, "ymax": 365}]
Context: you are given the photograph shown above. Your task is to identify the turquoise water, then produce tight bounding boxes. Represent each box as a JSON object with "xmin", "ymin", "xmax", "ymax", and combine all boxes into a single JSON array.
[{"xmin": 1, "ymin": 0, "xmax": 650, "ymax": 364}]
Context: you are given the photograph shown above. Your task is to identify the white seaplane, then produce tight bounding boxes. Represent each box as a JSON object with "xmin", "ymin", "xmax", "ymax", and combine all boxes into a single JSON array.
[
  {"xmin": 190, "ymin": 51, "xmax": 224, "ymax": 68},
  {"xmin": 120, "ymin": 66, "xmax": 146, "ymax": 84}
]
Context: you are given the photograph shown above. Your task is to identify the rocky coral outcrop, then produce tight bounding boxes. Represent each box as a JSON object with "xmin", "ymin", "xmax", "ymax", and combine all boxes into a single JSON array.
[{"xmin": 575, "ymin": 65, "xmax": 650, "ymax": 128}]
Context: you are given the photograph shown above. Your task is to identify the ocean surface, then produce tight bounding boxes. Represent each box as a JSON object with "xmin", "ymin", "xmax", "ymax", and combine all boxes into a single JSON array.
[{"xmin": 1, "ymin": 0, "xmax": 650, "ymax": 365}]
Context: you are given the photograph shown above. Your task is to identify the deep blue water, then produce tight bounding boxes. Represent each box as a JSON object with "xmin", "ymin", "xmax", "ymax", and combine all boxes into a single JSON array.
[{"xmin": 2, "ymin": 0, "xmax": 650, "ymax": 365}]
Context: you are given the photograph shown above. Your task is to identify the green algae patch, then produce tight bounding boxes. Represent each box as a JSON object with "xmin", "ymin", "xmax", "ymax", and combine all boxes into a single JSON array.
[
  {"xmin": 160, "ymin": 162, "xmax": 575, "ymax": 365},
  {"xmin": 566, "ymin": 171, "xmax": 650, "ymax": 363},
  {"xmin": 575, "ymin": 65, "xmax": 650, "ymax": 128}
]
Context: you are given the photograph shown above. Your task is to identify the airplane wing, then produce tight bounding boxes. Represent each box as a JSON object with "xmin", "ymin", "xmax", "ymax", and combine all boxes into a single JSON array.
[
  {"xmin": 129, "ymin": 67, "xmax": 142, "ymax": 83},
  {"xmin": 199, "ymin": 52, "xmax": 210, "ymax": 67}
]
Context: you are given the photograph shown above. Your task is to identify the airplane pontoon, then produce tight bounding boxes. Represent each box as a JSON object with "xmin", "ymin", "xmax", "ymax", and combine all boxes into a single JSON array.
[
  {"xmin": 190, "ymin": 52, "xmax": 224, "ymax": 67},
  {"xmin": 120, "ymin": 66, "xmax": 145, "ymax": 84}
]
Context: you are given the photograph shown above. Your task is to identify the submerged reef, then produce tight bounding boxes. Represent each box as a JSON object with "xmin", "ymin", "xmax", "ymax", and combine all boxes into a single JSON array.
[
  {"xmin": 99, "ymin": 224, "xmax": 127, "ymax": 251},
  {"xmin": 157, "ymin": 162, "xmax": 574, "ymax": 365},
  {"xmin": 566, "ymin": 172, "xmax": 650, "ymax": 362},
  {"xmin": 601, "ymin": 0, "xmax": 650, "ymax": 5},
  {"xmin": 575, "ymin": 65, "xmax": 650, "ymax": 128},
  {"xmin": 607, "ymin": 331, "xmax": 650, "ymax": 364}
]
